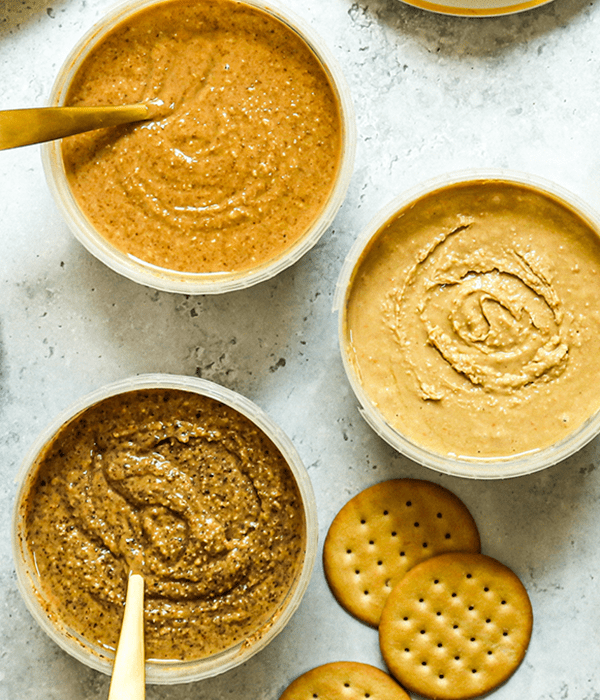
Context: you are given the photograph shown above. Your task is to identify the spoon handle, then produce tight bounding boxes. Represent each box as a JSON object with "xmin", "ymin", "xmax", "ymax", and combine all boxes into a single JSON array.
[
  {"xmin": 0, "ymin": 104, "xmax": 150, "ymax": 151},
  {"xmin": 108, "ymin": 572, "xmax": 145, "ymax": 700}
]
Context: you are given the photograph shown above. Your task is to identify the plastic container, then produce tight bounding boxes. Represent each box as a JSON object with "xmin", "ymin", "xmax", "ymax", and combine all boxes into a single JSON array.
[
  {"xmin": 42, "ymin": 0, "xmax": 356, "ymax": 295},
  {"xmin": 335, "ymin": 169, "xmax": 600, "ymax": 480},
  {"xmin": 12, "ymin": 374, "xmax": 318, "ymax": 683}
]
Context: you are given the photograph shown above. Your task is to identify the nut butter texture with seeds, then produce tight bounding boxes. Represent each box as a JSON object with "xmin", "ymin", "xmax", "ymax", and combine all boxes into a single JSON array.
[
  {"xmin": 344, "ymin": 179, "xmax": 600, "ymax": 460},
  {"xmin": 21, "ymin": 388, "xmax": 306, "ymax": 661},
  {"xmin": 62, "ymin": 0, "xmax": 342, "ymax": 274}
]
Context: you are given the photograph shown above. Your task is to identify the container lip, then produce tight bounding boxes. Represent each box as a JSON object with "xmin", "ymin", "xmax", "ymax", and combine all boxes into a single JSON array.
[
  {"xmin": 12, "ymin": 373, "xmax": 318, "ymax": 684},
  {"xmin": 41, "ymin": 0, "xmax": 356, "ymax": 295},
  {"xmin": 335, "ymin": 168, "xmax": 600, "ymax": 480}
]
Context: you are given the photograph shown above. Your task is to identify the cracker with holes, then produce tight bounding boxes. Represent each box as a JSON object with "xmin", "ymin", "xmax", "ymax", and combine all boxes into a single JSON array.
[
  {"xmin": 278, "ymin": 661, "xmax": 411, "ymax": 700},
  {"xmin": 323, "ymin": 479, "xmax": 481, "ymax": 627},
  {"xmin": 379, "ymin": 552, "xmax": 533, "ymax": 700}
]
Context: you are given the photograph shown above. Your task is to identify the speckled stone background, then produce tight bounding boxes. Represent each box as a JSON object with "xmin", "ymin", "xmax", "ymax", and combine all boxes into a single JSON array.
[{"xmin": 2, "ymin": 0, "xmax": 600, "ymax": 698}]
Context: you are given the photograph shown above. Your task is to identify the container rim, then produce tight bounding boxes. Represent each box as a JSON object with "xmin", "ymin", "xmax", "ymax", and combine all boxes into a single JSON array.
[
  {"xmin": 334, "ymin": 168, "xmax": 600, "ymax": 480},
  {"xmin": 12, "ymin": 373, "xmax": 318, "ymax": 683}
]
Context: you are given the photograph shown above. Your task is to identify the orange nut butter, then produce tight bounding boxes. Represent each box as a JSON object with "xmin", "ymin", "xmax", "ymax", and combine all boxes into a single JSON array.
[
  {"xmin": 344, "ymin": 179, "xmax": 600, "ymax": 461},
  {"xmin": 21, "ymin": 388, "xmax": 306, "ymax": 661},
  {"xmin": 61, "ymin": 0, "xmax": 343, "ymax": 273}
]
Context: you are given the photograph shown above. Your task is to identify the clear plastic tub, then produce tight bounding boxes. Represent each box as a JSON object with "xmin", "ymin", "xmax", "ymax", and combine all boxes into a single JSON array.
[
  {"xmin": 334, "ymin": 169, "xmax": 600, "ymax": 480},
  {"xmin": 12, "ymin": 374, "xmax": 318, "ymax": 683},
  {"xmin": 42, "ymin": 0, "xmax": 356, "ymax": 294}
]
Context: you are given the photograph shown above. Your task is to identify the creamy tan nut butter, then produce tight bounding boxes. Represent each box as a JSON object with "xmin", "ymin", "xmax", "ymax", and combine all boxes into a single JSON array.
[
  {"xmin": 344, "ymin": 179, "xmax": 600, "ymax": 460},
  {"xmin": 61, "ymin": 0, "xmax": 342, "ymax": 273},
  {"xmin": 21, "ymin": 388, "xmax": 306, "ymax": 661}
]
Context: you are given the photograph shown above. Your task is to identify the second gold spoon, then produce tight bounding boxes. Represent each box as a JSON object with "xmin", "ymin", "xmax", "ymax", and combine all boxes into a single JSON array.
[
  {"xmin": 108, "ymin": 572, "xmax": 145, "ymax": 700},
  {"xmin": 0, "ymin": 103, "xmax": 153, "ymax": 151}
]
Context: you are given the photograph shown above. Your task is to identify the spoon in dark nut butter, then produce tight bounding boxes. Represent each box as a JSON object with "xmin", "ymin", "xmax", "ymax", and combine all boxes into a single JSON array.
[{"xmin": 108, "ymin": 571, "xmax": 145, "ymax": 700}]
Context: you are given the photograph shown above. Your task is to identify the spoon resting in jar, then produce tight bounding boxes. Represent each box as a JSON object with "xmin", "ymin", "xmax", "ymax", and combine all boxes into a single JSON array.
[
  {"xmin": 0, "ymin": 103, "xmax": 156, "ymax": 151},
  {"xmin": 108, "ymin": 572, "xmax": 145, "ymax": 700}
]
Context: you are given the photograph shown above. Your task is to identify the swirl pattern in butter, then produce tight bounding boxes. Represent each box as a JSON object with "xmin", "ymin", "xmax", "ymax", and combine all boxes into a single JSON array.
[{"xmin": 387, "ymin": 218, "xmax": 570, "ymax": 400}]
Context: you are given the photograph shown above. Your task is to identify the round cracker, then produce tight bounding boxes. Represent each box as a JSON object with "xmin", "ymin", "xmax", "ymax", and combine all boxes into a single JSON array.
[
  {"xmin": 278, "ymin": 661, "xmax": 411, "ymax": 700},
  {"xmin": 379, "ymin": 552, "xmax": 533, "ymax": 700},
  {"xmin": 323, "ymin": 479, "xmax": 481, "ymax": 627}
]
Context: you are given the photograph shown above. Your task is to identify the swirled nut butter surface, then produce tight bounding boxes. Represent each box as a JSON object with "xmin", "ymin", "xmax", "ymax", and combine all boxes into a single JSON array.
[
  {"xmin": 61, "ymin": 0, "xmax": 342, "ymax": 273},
  {"xmin": 22, "ymin": 389, "xmax": 306, "ymax": 661},
  {"xmin": 345, "ymin": 180, "xmax": 600, "ymax": 460}
]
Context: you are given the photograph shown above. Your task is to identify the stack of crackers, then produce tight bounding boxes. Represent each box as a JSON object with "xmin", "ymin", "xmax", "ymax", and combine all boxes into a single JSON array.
[{"xmin": 279, "ymin": 479, "xmax": 532, "ymax": 700}]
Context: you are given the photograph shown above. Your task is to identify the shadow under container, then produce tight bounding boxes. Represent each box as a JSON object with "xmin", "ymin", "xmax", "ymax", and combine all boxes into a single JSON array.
[
  {"xmin": 42, "ymin": 0, "xmax": 356, "ymax": 294},
  {"xmin": 12, "ymin": 374, "xmax": 318, "ymax": 684},
  {"xmin": 335, "ymin": 170, "xmax": 600, "ymax": 480}
]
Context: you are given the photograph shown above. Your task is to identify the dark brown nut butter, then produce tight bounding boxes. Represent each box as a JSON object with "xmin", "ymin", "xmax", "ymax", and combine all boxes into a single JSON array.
[{"xmin": 22, "ymin": 388, "xmax": 306, "ymax": 661}]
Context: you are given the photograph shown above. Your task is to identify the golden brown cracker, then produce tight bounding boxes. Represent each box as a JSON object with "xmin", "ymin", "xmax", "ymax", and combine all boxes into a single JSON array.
[
  {"xmin": 379, "ymin": 552, "xmax": 533, "ymax": 700},
  {"xmin": 323, "ymin": 479, "xmax": 481, "ymax": 626},
  {"xmin": 278, "ymin": 661, "xmax": 411, "ymax": 700}
]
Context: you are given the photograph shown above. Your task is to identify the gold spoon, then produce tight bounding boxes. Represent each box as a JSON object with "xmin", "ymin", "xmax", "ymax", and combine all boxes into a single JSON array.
[
  {"xmin": 0, "ymin": 103, "xmax": 153, "ymax": 151},
  {"xmin": 108, "ymin": 572, "xmax": 145, "ymax": 700}
]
